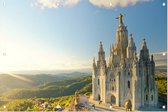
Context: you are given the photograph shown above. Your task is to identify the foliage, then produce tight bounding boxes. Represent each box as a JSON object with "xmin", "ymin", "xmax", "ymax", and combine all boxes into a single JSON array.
[
  {"xmin": 0, "ymin": 96, "xmax": 74, "ymax": 111},
  {"xmin": 78, "ymin": 83, "xmax": 92, "ymax": 94},
  {"xmin": 0, "ymin": 99, "xmax": 33, "ymax": 111},
  {"xmin": 155, "ymin": 78, "xmax": 167, "ymax": 96},
  {"xmin": 0, "ymin": 75, "xmax": 92, "ymax": 111}
]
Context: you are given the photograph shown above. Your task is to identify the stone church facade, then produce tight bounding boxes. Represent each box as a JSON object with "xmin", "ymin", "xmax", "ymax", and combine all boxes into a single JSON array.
[{"xmin": 92, "ymin": 14, "xmax": 158, "ymax": 110}]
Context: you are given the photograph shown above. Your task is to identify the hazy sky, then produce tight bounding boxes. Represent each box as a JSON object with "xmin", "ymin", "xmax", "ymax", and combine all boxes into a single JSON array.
[{"xmin": 0, "ymin": 0, "xmax": 167, "ymax": 71}]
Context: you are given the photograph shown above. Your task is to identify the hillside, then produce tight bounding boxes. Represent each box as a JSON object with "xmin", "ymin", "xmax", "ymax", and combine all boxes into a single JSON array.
[
  {"xmin": 0, "ymin": 72, "xmax": 90, "ymax": 95},
  {"xmin": 0, "ymin": 71, "xmax": 166, "ymax": 111},
  {"xmin": 0, "ymin": 96, "xmax": 74, "ymax": 111},
  {"xmin": 1, "ymin": 76, "xmax": 92, "ymax": 99}
]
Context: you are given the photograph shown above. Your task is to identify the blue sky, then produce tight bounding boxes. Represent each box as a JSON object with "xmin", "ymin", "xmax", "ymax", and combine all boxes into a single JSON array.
[{"xmin": 0, "ymin": 0, "xmax": 167, "ymax": 71}]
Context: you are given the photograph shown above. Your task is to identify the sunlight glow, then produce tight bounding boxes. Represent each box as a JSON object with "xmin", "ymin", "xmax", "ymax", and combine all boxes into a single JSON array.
[
  {"xmin": 0, "ymin": 70, "xmax": 33, "ymax": 83},
  {"xmin": 0, "ymin": 33, "xmax": 90, "ymax": 71},
  {"xmin": 162, "ymin": 52, "xmax": 166, "ymax": 56}
]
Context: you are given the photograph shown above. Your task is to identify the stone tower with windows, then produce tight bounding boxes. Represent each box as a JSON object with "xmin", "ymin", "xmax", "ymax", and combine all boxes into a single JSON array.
[{"xmin": 92, "ymin": 14, "xmax": 158, "ymax": 110}]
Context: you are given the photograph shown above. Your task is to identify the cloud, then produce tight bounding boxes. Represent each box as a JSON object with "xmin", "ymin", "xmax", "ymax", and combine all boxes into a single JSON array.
[
  {"xmin": 33, "ymin": 0, "xmax": 152, "ymax": 9},
  {"xmin": 64, "ymin": 0, "xmax": 80, "ymax": 7},
  {"xmin": 89, "ymin": 0, "xmax": 152, "ymax": 9},
  {"xmin": 34, "ymin": 0, "xmax": 80, "ymax": 9}
]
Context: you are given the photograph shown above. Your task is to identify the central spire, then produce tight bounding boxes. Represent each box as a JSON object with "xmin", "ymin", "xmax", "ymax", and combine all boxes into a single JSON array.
[{"xmin": 115, "ymin": 13, "xmax": 128, "ymax": 58}]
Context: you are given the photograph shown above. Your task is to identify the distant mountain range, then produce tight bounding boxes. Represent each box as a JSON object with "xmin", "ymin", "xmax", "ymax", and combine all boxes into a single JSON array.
[
  {"xmin": 8, "ymin": 69, "xmax": 92, "ymax": 75},
  {"xmin": 0, "ymin": 52, "xmax": 166, "ymax": 97},
  {"xmin": 0, "ymin": 72, "xmax": 90, "ymax": 95},
  {"xmin": 8, "ymin": 52, "xmax": 166, "ymax": 75},
  {"xmin": 0, "ymin": 76, "xmax": 92, "ymax": 99}
]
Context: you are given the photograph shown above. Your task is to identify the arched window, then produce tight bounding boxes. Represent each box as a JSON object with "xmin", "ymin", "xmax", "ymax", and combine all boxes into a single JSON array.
[
  {"xmin": 146, "ymin": 95, "xmax": 148, "ymax": 101},
  {"xmin": 128, "ymin": 72, "xmax": 130, "ymax": 76},
  {"xmin": 151, "ymin": 95, "xmax": 153, "ymax": 101},
  {"xmin": 128, "ymin": 81, "xmax": 130, "ymax": 88},
  {"xmin": 98, "ymin": 79, "xmax": 100, "ymax": 85},
  {"xmin": 112, "ymin": 86, "xmax": 114, "ymax": 91}
]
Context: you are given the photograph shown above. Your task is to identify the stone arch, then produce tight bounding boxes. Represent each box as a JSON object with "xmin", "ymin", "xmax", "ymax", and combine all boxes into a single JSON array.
[
  {"xmin": 111, "ymin": 95, "xmax": 116, "ymax": 104},
  {"xmin": 124, "ymin": 99, "xmax": 132, "ymax": 111}
]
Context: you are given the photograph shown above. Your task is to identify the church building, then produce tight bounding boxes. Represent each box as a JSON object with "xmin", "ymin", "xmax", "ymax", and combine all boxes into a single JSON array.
[{"xmin": 92, "ymin": 14, "xmax": 158, "ymax": 110}]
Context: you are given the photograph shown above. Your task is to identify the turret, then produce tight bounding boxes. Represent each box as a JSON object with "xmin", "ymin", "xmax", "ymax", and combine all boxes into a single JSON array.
[
  {"xmin": 92, "ymin": 57, "xmax": 97, "ymax": 76},
  {"xmin": 151, "ymin": 54, "xmax": 154, "ymax": 62},
  {"xmin": 93, "ymin": 57, "xmax": 96, "ymax": 69},
  {"xmin": 127, "ymin": 34, "xmax": 136, "ymax": 59},
  {"xmin": 139, "ymin": 39, "xmax": 150, "ymax": 62},
  {"xmin": 109, "ymin": 44, "xmax": 114, "ymax": 67},
  {"xmin": 128, "ymin": 34, "xmax": 134, "ymax": 47},
  {"xmin": 150, "ymin": 54, "xmax": 155, "ymax": 75},
  {"xmin": 98, "ymin": 41, "xmax": 105, "ymax": 61},
  {"xmin": 97, "ymin": 41, "xmax": 106, "ymax": 68}
]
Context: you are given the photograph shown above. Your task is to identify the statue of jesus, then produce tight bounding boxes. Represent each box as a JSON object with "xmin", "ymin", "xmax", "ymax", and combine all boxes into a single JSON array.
[{"xmin": 116, "ymin": 13, "xmax": 125, "ymax": 25}]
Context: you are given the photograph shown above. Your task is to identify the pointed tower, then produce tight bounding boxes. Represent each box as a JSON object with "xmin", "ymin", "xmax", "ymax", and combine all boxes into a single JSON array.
[
  {"xmin": 109, "ymin": 44, "xmax": 114, "ymax": 67},
  {"xmin": 92, "ymin": 57, "xmax": 99, "ymax": 100},
  {"xmin": 139, "ymin": 39, "xmax": 149, "ymax": 61},
  {"xmin": 92, "ymin": 57, "xmax": 96, "ymax": 75},
  {"xmin": 127, "ymin": 33, "xmax": 136, "ymax": 59},
  {"xmin": 150, "ymin": 54, "xmax": 155, "ymax": 88},
  {"xmin": 115, "ymin": 13, "xmax": 128, "ymax": 58},
  {"xmin": 150, "ymin": 54, "xmax": 155, "ymax": 75},
  {"xmin": 97, "ymin": 41, "xmax": 106, "ymax": 68}
]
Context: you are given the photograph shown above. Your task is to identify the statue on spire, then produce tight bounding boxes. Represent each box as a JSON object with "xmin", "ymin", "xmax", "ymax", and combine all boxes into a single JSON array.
[
  {"xmin": 142, "ymin": 38, "xmax": 147, "ymax": 49},
  {"xmin": 130, "ymin": 33, "xmax": 133, "ymax": 38},
  {"xmin": 116, "ymin": 13, "xmax": 126, "ymax": 25},
  {"xmin": 99, "ymin": 41, "xmax": 104, "ymax": 52}
]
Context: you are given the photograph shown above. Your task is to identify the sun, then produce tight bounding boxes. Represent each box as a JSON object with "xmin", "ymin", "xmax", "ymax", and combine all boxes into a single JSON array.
[{"xmin": 162, "ymin": 52, "xmax": 166, "ymax": 56}]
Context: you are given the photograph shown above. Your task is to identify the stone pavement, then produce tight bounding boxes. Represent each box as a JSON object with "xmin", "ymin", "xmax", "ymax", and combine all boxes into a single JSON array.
[
  {"xmin": 88, "ymin": 98, "xmax": 125, "ymax": 111},
  {"xmin": 88, "ymin": 98, "xmax": 167, "ymax": 111}
]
